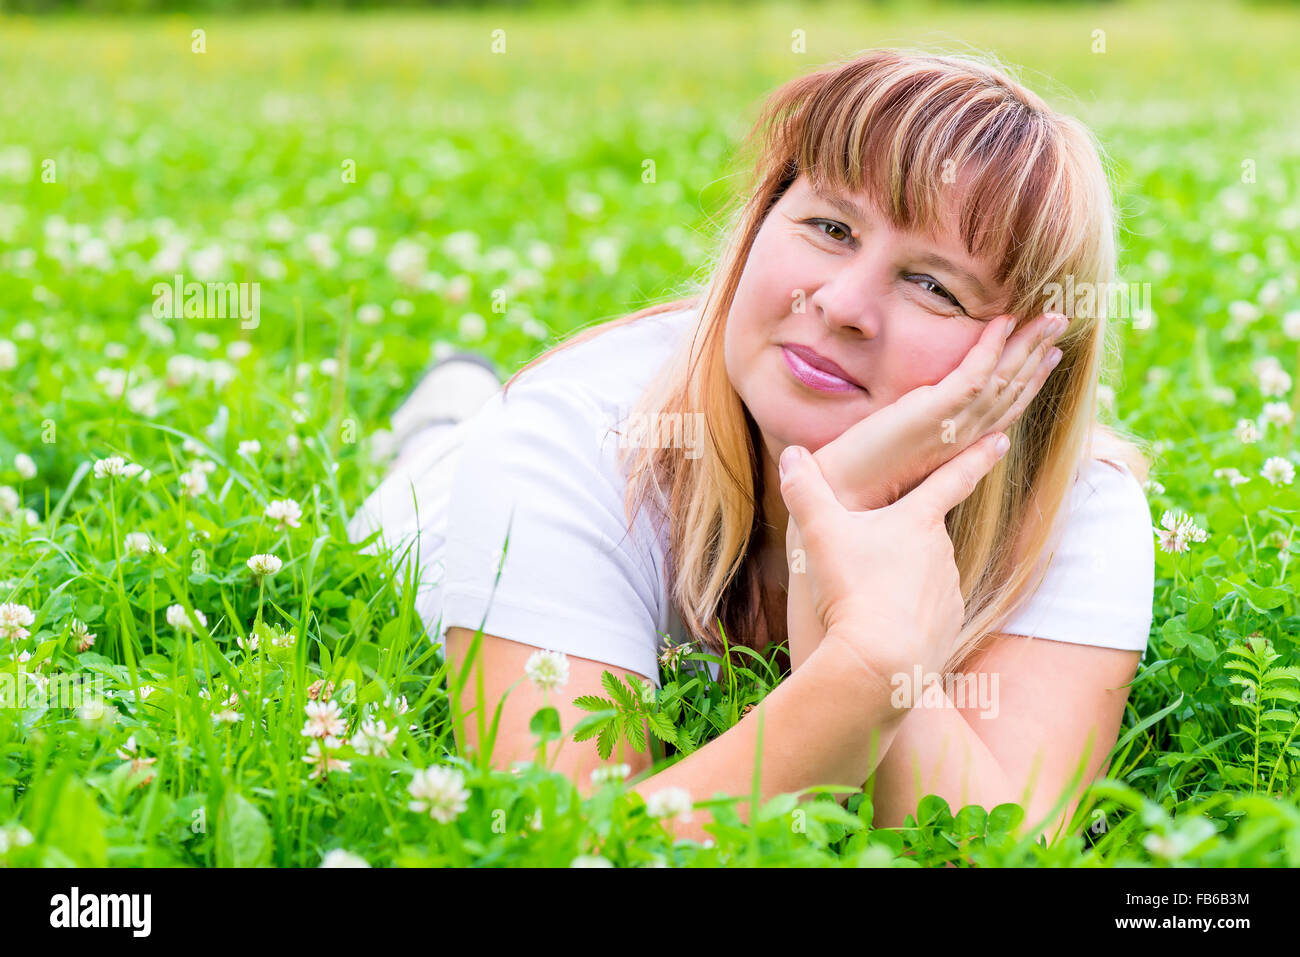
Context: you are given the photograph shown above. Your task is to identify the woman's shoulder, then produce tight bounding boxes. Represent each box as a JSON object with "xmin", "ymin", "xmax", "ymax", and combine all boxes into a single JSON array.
[
  {"xmin": 455, "ymin": 303, "xmax": 701, "ymax": 489},
  {"xmin": 507, "ymin": 302, "xmax": 700, "ymax": 404},
  {"xmin": 994, "ymin": 455, "xmax": 1155, "ymax": 650}
]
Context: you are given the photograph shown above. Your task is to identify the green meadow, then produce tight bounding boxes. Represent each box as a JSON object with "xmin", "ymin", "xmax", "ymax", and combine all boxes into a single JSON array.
[{"xmin": 2, "ymin": 1, "xmax": 1300, "ymax": 866}]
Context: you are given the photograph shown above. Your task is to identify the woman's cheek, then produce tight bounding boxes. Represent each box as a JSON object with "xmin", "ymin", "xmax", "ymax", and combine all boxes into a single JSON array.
[{"xmin": 894, "ymin": 329, "xmax": 977, "ymax": 391}]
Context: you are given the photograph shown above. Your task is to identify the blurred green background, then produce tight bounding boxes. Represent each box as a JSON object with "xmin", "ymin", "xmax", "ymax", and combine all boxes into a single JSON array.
[{"xmin": 3, "ymin": 0, "xmax": 1300, "ymax": 867}]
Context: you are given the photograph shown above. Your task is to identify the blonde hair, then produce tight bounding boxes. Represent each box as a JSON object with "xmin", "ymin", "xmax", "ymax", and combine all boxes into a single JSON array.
[{"xmin": 505, "ymin": 48, "xmax": 1149, "ymax": 679}]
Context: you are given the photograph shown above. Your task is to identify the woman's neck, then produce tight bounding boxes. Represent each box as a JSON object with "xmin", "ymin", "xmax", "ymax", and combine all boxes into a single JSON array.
[{"xmin": 758, "ymin": 445, "xmax": 790, "ymax": 558}]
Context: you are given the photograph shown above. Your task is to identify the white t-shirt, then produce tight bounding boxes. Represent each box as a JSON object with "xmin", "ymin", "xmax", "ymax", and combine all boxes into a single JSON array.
[{"xmin": 351, "ymin": 303, "xmax": 1155, "ymax": 689}]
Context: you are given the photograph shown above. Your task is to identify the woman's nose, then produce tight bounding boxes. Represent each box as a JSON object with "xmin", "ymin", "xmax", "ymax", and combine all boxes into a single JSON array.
[{"xmin": 807, "ymin": 265, "xmax": 883, "ymax": 339}]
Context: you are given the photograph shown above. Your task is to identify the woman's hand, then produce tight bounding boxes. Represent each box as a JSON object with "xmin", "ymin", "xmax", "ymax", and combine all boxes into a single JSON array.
[
  {"xmin": 780, "ymin": 431, "xmax": 1011, "ymax": 687},
  {"xmin": 815, "ymin": 311, "xmax": 1067, "ymax": 512}
]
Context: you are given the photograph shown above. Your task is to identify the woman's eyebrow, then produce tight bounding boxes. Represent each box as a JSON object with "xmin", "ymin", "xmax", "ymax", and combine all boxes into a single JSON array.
[
  {"xmin": 810, "ymin": 184, "xmax": 873, "ymax": 226},
  {"xmin": 913, "ymin": 252, "xmax": 993, "ymax": 302}
]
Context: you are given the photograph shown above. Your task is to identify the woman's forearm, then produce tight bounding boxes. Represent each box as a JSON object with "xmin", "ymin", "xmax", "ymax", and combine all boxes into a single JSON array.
[{"xmin": 629, "ymin": 631, "xmax": 910, "ymax": 844}]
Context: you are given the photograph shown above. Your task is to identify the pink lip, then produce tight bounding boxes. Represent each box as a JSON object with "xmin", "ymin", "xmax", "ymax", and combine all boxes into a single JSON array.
[{"xmin": 780, "ymin": 344, "xmax": 864, "ymax": 394}]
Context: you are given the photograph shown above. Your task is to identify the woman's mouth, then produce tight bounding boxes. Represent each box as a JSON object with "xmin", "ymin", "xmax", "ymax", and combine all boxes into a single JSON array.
[{"xmin": 780, "ymin": 344, "xmax": 865, "ymax": 394}]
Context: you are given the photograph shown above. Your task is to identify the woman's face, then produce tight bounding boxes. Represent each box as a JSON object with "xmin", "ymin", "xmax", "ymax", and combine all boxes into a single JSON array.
[{"xmin": 724, "ymin": 173, "xmax": 1011, "ymax": 460}]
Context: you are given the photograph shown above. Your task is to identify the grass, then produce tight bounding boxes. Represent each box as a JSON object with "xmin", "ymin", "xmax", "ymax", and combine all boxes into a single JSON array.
[{"xmin": 2, "ymin": 0, "xmax": 1300, "ymax": 867}]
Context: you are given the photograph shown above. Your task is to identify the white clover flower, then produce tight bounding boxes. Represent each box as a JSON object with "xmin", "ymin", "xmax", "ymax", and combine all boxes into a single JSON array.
[
  {"xmin": 1261, "ymin": 456, "xmax": 1295, "ymax": 486},
  {"xmin": 227, "ymin": 340, "xmax": 253, "ymax": 361},
  {"xmin": 165, "ymin": 603, "xmax": 207, "ymax": 631},
  {"xmin": 125, "ymin": 381, "xmax": 163, "ymax": 417},
  {"xmin": 1235, "ymin": 418, "xmax": 1260, "ymax": 444},
  {"xmin": 1142, "ymin": 818, "xmax": 1216, "ymax": 861},
  {"xmin": 121, "ymin": 462, "xmax": 152, "ymax": 482},
  {"xmin": 0, "ymin": 824, "xmax": 33, "ymax": 855},
  {"xmin": 1228, "ymin": 300, "xmax": 1260, "ymax": 324},
  {"xmin": 124, "ymin": 532, "xmax": 165, "ymax": 555},
  {"xmin": 318, "ymin": 358, "xmax": 339, "ymax": 377},
  {"xmin": 356, "ymin": 303, "xmax": 383, "ymax": 325},
  {"xmin": 303, "ymin": 737, "xmax": 351, "ymax": 780},
  {"xmin": 644, "ymin": 786, "xmax": 694, "ymax": 823},
  {"xmin": 93, "ymin": 455, "xmax": 128, "ymax": 479},
  {"xmin": 407, "ymin": 766, "xmax": 471, "ymax": 823},
  {"xmin": 1155, "ymin": 510, "xmax": 1209, "ymax": 554},
  {"xmin": 0, "ymin": 486, "xmax": 18, "ymax": 514},
  {"xmin": 178, "ymin": 467, "xmax": 208, "ymax": 498},
  {"xmin": 266, "ymin": 624, "xmax": 295, "ymax": 650},
  {"xmin": 1209, "ymin": 385, "xmax": 1236, "ymax": 405},
  {"xmin": 320, "ymin": 848, "xmax": 371, "ymax": 868},
  {"xmin": 458, "ymin": 312, "xmax": 486, "ymax": 341},
  {"xmin": 591, "ymin": 763, "xmax": 632, "ymax": 787},
  {"xmin": 238, "ymin": 440, "xmax": 261, "ymax": 457},
  {"xmin": 302, "ymin": 700, "xmax": 348, "ymax": 739},
  {"xmin": 351, "ymin": 719, "xmax": 398, "ymax": 757},
  {"xmin": 0, "ymin": 602, "xmax": 35, "ymax": 641},
  {"xmin": 658, "ymin": 639, "xmax": 695, "ymax": 671},
  {"xmin": 1142, "ymin": 479, "xmax": 1166, "ymax": 495},
  {"xmin": 1260, "ymin": 401, "xmax": 1295, "ymax": 428},
  {"xmin": 246, "ymin": 553, "xmax": 282, "ymax": 577},
  {"xmin": 1214, "ymin": 467, "xmax": 1250, "ymax": 488},
  {"xmin": 1284, "ymin": 310, "xmax": 1300, "ymax": 341},
  {"xmin": 524, "ymin": 649, "xmax": 570, "ymax": 692},
  {"xmin": 570, "ymin": 855, "xmax": 615, "ymax": 868},
  {"xmin": 69, "ymin": 618, "xmax": 96, "ymax": 652},
  {"xmin": 77, "ymin": 696, "xmax": 114, "ymax": 728},
  {"xmin": 0, "ymin": 339, "xmax": 17, "ymax": 371},
  {"xmin": 14, "ymin": 454, "xmax": 36, "ymax": 480},
  {"xmin": 345, "ymin": 226, "xmax": 378, "ymax": 255},
  {"xmin": 386, "ymin": 239, "xmax": 427, "ymax": 286},
  {"xmin": 264, "ymin": 498, "xmax": 302, "ymax": 529},
  {"xmin": 1256, "ymin": 359, "xmax": 1291, "ymax": 398},
  {"xmin": 203, "ymin": 361, "xmax": 236, "ymax": 391},
  {"xmin": 166, "ymin": 354, "xmax": 203, "ymax": 386},
  {"xmin": 235, "ymin": 631, "xmax": 259, "ymax": 652}
]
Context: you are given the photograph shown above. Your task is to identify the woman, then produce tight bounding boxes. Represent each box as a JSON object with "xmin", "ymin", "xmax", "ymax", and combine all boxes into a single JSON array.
[{"xmin": 349, "ymin": 49, "xmax": 1155, "ymax": 846}]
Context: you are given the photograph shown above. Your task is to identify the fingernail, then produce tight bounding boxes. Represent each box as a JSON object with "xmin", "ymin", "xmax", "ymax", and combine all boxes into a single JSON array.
[
  {"xmin": 1003, "ymin": 317, "xmax": 1016, "ymax": 340},
  {"xmin": 994, "ymin": 434, "xmax": 1010, "ymax": 458},
  {"xmin": 779, "ymin": 445, "xmax": 804, "ymax": 479}
]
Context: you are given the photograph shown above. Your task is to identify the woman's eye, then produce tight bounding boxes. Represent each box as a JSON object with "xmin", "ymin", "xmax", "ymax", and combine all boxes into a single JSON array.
[
  {"xmin": 909, "ymin": 275, "xmax": 966, "ymax": 312},
  {"xmin": 806, "ymin": 219, "xmax": 853, "ymax": 245}
]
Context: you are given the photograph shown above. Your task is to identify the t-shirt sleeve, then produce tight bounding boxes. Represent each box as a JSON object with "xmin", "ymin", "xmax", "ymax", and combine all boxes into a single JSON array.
[
  {"xmin": 994, "ymin": 459, "xmax": 1155, "ymax": 653},
  {"xmin": 436, "ymin": 380, "xmax": 667, "ymax": 684}
]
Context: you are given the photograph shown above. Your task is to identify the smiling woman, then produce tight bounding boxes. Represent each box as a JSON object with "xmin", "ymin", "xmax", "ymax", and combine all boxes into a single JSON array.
[{"xmin": 349, "ymin": 47, "xmax": 1154, "ymax": 843}]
